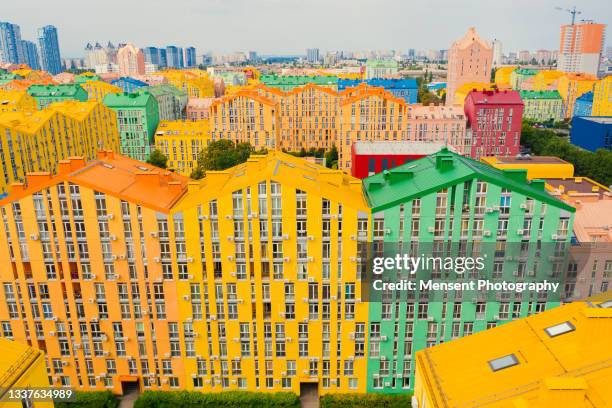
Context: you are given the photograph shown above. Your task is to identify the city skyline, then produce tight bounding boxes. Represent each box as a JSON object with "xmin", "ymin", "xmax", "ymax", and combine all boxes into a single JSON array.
[{"xmin": 3, "ymin": 0, "xmax": 610, "ymax": 58}]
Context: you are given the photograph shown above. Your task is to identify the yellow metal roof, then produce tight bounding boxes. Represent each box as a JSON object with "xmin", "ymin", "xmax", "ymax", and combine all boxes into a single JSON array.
[
  {"xmin": 416, "ymin": 297, "xmax": 612, "ymax": 407},
  {"xmin": 0, "ymin": 338, "xmax": 44, "ymax": 390}
]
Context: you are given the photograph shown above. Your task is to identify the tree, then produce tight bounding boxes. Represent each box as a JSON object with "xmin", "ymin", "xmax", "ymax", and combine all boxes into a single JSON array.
[
  {"xmin": 190, "ymin": 140, "xmax": 255, "ymax": 179},
  {"xmin": 324, "ymin": 145, "xmax": 338, "ymax": 169},
  {"xmin": 146, "ymin": 149, "xmax": 168, "ymax": 169}
]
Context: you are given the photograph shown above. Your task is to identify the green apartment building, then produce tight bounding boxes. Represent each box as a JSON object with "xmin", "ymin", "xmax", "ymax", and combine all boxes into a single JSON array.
[
  {"xmin": 27, "ymin": 84, "xmax": 88, "ymax": 109},
  {"xmin": 103, "ymin": 91, "xmax": 160, "ymax": 161},
  {"xmin": 145, "ymin": 84, "xmax": 188, "ymax": 121},
  {"xmin": 510, "ymin": 68, "xmax": 538, "ymax": 90},
  {"xmin": 520, "ymin": 90, "xmax": 563, "ymax": 122},
  {"xmin": 361, "ymin": 148, "xmax": 575, "ymax": 392},
  {"xmin": 260, "ymin": 75, "xmax": 339, "ymax": 91}
]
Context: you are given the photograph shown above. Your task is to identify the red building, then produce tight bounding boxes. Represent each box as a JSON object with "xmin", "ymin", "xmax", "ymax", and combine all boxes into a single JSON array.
[
  {"xmin": 351, "ymin": 141, "xmax": 448, "ymax": 178},
  {"xmin": 464, "ymin": 89, "xmax": 524, "ymax": 160}
]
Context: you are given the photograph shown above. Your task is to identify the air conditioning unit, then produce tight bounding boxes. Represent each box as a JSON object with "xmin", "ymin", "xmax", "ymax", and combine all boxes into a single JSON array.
[
  {"xmin": 109, "ymin": 235, "xmax": 117, "ymax": 241},
  {"xmin": 283, "ymin": 257, "xmax": 290, "ymax": 263},
  {"xmin": 307, "ymin": 256, "xmax": 314, "ymax": 262},
  {"xmin": 307, "ymin": 235, "xmax": 315, "ymax": 241},
  {"xmin": 49, "ymin": 331, "xmax": 56, "ymax": 336},
  {"xmin": 210, "ymin": 315, "xmax": 216, "ymax": 321},
  {"xmin": 91, "ymin": 317, "xmax": 98, "ymax": 322},
  {"xmin": 552, "ymin": 234, "xmax": 560, "ymax": 240},
  {"xmin": 102, "ymin": 351, "xmax": 109, "ymax": 356},
  {"xmin": 520, "ymin": 203, "xmax": 527, "ymax": 209},
  {"xmin": 186, "ymin": 257, "xmax": 194, "ymax": 263},
  {"xmin": 349, "ymin": 332, "xmax": 355, "ymax": 340},
  {"xmin": 113, "ymin": 274, "xmax": 120, "ymax": 280},
  {"xmin": 385, "ymin": 228, "xmax": 392, "ymax": 235},
  {"xmin": 232, "ymin": 337, "xmax": 239, "ymax": 342},
  {"xmin": 107, "ymin": 213, "xmax": 114, "ymax": 220},
  {"xmin": 225, "ymin": 215, "xmax": 233, "ymax": 220},
  {"xmin": 153, "ymin": 257, "xmax": 161, "ymax": 263},
  {"xmin": 250, "ymin": 212, "xmax": 258, "ymax": 218},
  {"xmin": 30, "ymin": 234, "xmax": 39, "ymax": 241},
  {"xmin": 227, "ymin": 236, "xmax": 234, "ymax": 241},
  {"xmin": 384, "ymin": 381, "xmax": 391, "ymax": 387},
  {"xmin": 282, "ymin": 234, "xmax": 290, "ymax": 240},
  {"xmin": 308, "ymin": 277, "xmax": 315, "ymax": 282},
  {"xmin": 380, "ymin": 335, "xmax": 388, "ymax": 341},
  {"xmin": 161, "ymin": 379, "xmax": 168, "ymax": 384},
  {"xmin": 150, "ymin": 231, "xmax": 158, "ymax": 238},
  {"xmin": 62, "ymin": 361, "xmax": 68, "ymax": 366},
  {"xmin": 483, "ymin": 230, "xmax": 491, "ymax": 237},
  {"xmin": 117, "ymin": 254, "xmax": 126, "ymax": 260},
  {"xmin": 517, "ymin": 229, "xmax": 524, "ymax": 235},
  {"xmin": 230, "ymin": 272, "xmax": 236, "ymax": 277},
  {"xmin": 485, "ymin": 207, "xmax": 494, "ymax": 213},
  {"xmin": 90, "ymin": 274, "xmax": 97, "ymax": 279},
  {"xmin": 183, "ymin": 295, "xmax": 190, "ymax": 301},
  {"xmin": 427, "ymin": 226, "xmax": 436, "ymax": 233},
  {"xmin": 111, "ymin": 255, "xmax": 117, "ymax": 261},
  {"xmin": 188, "ymin": 274, "xmax": 194, "ymax": 280},
  {"xmin": 227, "ymin": 256, "xmax": 234, "ymax": 261},
  {"xmin": 331, "ymin": 295, "xmax": 337, "ymax": 300},
  {"xmin": 164, "ymin": 352, "xmax": 171, "ymax": 358},
  {"xmin": 286, "ymin": 337, "xmax": 293, "ymax": 342}
]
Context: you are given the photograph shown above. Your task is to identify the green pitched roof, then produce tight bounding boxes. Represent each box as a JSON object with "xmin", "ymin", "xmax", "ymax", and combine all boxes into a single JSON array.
[
  {"xmin": 103, "ymin": 92, "xmax": 154, "ymax": 108},
  {"xmin": 145, "ymin": 84, "xmax": 187, "ymax": 98},
  {"xmin": 27, "ymin": 84, "xmax": 86, "ymax": 98},
  {"xmin": 260, "ymin": 75, "xmax": 338, "ymax": 87},
  {"xmin": 363, "ymin": 148, "xmax": 575, "ymax": 212},
  {"xmin": 519, "ymin": 90, "xmax": 562, "ymax": 100}
]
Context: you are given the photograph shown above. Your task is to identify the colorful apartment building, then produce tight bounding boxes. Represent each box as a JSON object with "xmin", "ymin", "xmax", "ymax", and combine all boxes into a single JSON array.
[
  {"xmin": 157, "ymin": 70, "xmax": 215, "ymax": 99},
  {"xmin": 0, "ymin": 151, "xmax": 371, "ymax": 397},
  {"xmin": 362, "ymin": 148, "xmax": 575, "ymax": 392},
  {"xmin": 446, "ymin": 27, "xmax": 493, "ymax": 106},
  {"xmin": 573, "ymin": 91, "xmax": 594, "ymax": 117},
  {"xmin": 531, "ymin": 70, "xmax": 565, "ymax": 91},
  {"xmin": 413, "ymin": 298, "xmax": 612, "ymax": 407},
  {"xmin": 519, "ymin": 90, "xmax": 563, "ymax": 122},
  {"xmin": 592, "ymin": 75, "xmax": 611, "ymax": 116},
  {"xmin": 350, "ymin": 141, "xmax": 448, "ymax": 178},
  {"xmin": 509, "ymin": 68, "xmax": 538, "ymax": 90},
  {"xmin": 464, "ymin": 89, "xmax": 524, "ymax": 159},
  {"xmin": 365, "ymin": 59, "xmax": 398, "ymax": 80},
  {"xmin": 570, "ymin": 116, "xmax": 612, "ymax": 152},
  {"xmin": 452, "ymin": 82, "xmax": 496, "ymax": 106},
  {"xmin": 0, "ymin": 100, "xmax": 119, "ymax": 194},
  {"xmin": 103, "ymin": 92, "xmax": 160, "ymax": 161},
  {"xmin": 0, "ymin": 89, "xmax": 37, "ymax": 113},
  {"xmin": 481, "ymin": 155, "xmax": 574, "ymax": 180},
  {"xmin": 111, "ymin": 77, "xmax": 149, "ymax": 93},
  {"xmin": 0, "ymin": 338, "xmax": 53, "ymax": 408},
  {"xmin": 558, "ymin": 21, "xmax": 606, "ymax": 75},
  {"xmin": 557, "ymin": 73, "xmax": 597, "ymax": 119},
  {"xmin": 338, "ymin": 79, "xmax": 418, "ymax": 104},
  {"xmin": 27, "ymin": 84, "xmax": 88, "ymax": 109},
  {"xmin": 493, "ymin": 66, "xmax": 517, "ymax": 87},
  {"xmin": 117, "ymin": 43, "xmax": 146, "ymax": 76},
  {"xmin": 260, "ymin": 75, "xmax": 339, "ymax": 92},
  {"xmin": 154, "ymin": 120, "xmax": 210, "ymax": 175},
  {"xmin": 146, "ymin": 84, "xmax": 188, "ymax": 122},
  {"xmin": 404, "ymin": 104, "xmax": 469, "ymax": 155},
  {"xmin": 186, "ymin": 98, "xmax": 214, "ymax": 121},
  {"xmin": 77, "ymin": 79, "xmax": 122, "ymax": 102}
]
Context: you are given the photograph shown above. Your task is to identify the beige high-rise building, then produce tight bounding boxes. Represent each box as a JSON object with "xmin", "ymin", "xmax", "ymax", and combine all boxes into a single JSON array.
[
  {"xmin": 117, "ymin": 43, "xmax": 145, "ymax": 76},
  {"xmin": 558, "ymin": 21, "xmax": 606, "ymax": 75},
  {"xmin": 446, "ymin": 27, "xmax": 493, "ymax": 106}
]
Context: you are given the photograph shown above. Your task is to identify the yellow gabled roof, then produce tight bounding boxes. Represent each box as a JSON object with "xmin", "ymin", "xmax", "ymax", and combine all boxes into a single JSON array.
[{"xmin": 173, "ymin": 151, "xmax": 369, "ymax": 212}]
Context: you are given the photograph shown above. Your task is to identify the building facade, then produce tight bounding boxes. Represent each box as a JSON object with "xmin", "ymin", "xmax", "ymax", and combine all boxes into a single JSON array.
[
  {"xmin": 337, "ymin": 79, "xmax": 418, "ymax": 104},
  {"xmin": 464, "ymin": 89, "xmax": 524, "ymax": 159},
  {"xmin": 37, "ymin": 25, "xmax": 62, "ymax": 75},
  {"xmin": 573, "ymin": 91, "xmax": 593, "ymax": 117},
  {"xmin": 154, "ymin": 120, "xmax": 210, "ymax": 175},
  {"xmin": 117, "ymin": 44, "xmax": 145, "ymax": 77},
  {"xmin": 557, "ymin": 73, "xmax": 597, "ymax": 119},
  {"xmin": 184, "ymin": 47, "xmax": 196, "ymax": 68},
  {"xmin": 0, "ymin": 100, "xmax": 119, "ymax": 193},
  {"xmin": 592, "ymin": 76, "xmax": 611, "ymax": 116},
  {"xmin": 0, "ymin": 21, "xmax": 25, "ymax": 65},
  {"xmin": 558, "ymin": 21, "xmax": 606, "ymax": 75},
  {"xmin": 446, "ymin": 27, "xmax": 493, "ymax": 106},
  {"xmin": 103, "ymin": 92, "xmax": 160, "ymax": 161},
  {"xmin": 519, "ymin": 90, "xmax": 563, "ymax": 122},
  {"xmin": 509, "ymin": 68, "xmax": 537, "ymax": 90},
  {"xmin": 22, "ymin": 40, "xmax": 41, "ymax": 70},
  {"xmin": 362, "ymin": 148, "xmax": 575, "ymax": 392},
  {"xmin": 570, "ymin": 116, "xmax": 612, "ymax": 152},
  {"xmin": 364, "ymin": 60, "xmax": 398, "ymax": 80},
  {"xmin": 147, "ymin": 84, "xmax": 188, "ymax": 121}
]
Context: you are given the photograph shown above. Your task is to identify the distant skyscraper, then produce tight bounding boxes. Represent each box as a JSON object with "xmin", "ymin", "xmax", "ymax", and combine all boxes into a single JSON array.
[
  {"xmin": 166, "ymin": 46, "xmax": 184, "ymax": 68},
  {"xmin": 306, "ymin": 48, "xmax": 320, "ymax": 63},
  {"xmin": 557, "ymin": 21, "xmax": 606, "ymax": 75},
  {"xmin": 143, "ymin": 46, "xmax": 160, "ymax": 66},
  {"xmin": 37, "ymin": 25, "xmax": 62, "ymax": 74},
  {"xmin": 446, "ymin": 27, "xmax": 493, "ymax": 106},
  {"xmin": 0, "ymin": 21, "xmax": 25, "ymax": 64},
  {"xmin": 248, "ymin": 51, "xmax": 258, "ymax": 62},
  {"xmin": 492, "ymin": 39, "xmax": 503, "ymax": 67},
  {"xmin": 117, "ymin": 43, "xmax": 145, "ymax": 76},
  {"xmin": 184, "ymin": 46, "xmax": 196, "ymax": 67},
  {"xmin": 21, "ymin": 40, "xmax": 40, "ymax": 70}
]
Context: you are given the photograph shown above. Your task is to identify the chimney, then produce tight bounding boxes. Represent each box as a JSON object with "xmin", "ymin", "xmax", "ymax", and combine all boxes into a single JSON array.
[
  {"xmin": 58, "ymin": 160, "xmax": 72, "ymax": 175},
  {"xmin": 67, "ymin": 157, "xmax": 87, "ymax": 172},
  {"xmin": 26, "ymin": 172, "xmax": 53, "ymax": 190},
  {"xmin": 167, "ymin": 181, "xmax": 183, "ymax": 195},
  {"xmin": 435, "ymin": 148, "xmax": 454, "ymax": 171}
]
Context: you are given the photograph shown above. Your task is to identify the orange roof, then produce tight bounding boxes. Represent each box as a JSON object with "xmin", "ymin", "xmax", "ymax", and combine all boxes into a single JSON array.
[
  {"xmin": 572, "ymin": 198, "xmax": 612, "ymax": 242},
  {"xmin": 0, "ymin": 151, "xmax": 189, "ymax": 213}
]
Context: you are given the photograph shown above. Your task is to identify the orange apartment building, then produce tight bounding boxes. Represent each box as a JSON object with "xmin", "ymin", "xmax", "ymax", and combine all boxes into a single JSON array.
[{"xmin": 558, "ymin": 21, "xmax": 606, "ymax": 76}]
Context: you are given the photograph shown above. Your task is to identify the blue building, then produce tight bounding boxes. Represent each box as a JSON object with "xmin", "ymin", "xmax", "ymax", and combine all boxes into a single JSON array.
[
  {"xmin": 337, "ymin": 78, "xmax": 418, "ymax": 103},
  {"xmin": 0, "ymin": 21, "xmax": 24, "ymax": 64},
  {"xmin": 570, "ymin": 116, "xmax": 612, "ymax": 152},
  {"xmin": 166, "ymin": 46, "xmax": 184, "ymax": 68},
  {"xmin": 37, "ymin": 25, "xmax": 62, "ymax": 74},
  {"xmin": 21, "ymin": 40, "xmax": 40, "ymax": 70},
  {"xmin": 573, "ymin": 91, "xmax": 593, "ymax": 117},
  {"xmin": 184, "ymin": 46, "xmax": 196, "ymax": 67},
  {"xmin": 144, "ymin": 46, "xmax": 168, "ymax": 69},
  {"xmin": 111, "ymin": 77, "xmax": 149, "ymax": 93}
]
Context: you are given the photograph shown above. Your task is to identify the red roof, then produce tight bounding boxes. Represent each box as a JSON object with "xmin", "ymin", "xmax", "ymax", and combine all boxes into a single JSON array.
[{"xmin": 466, "ymin": 89, "xmax": 523, "ymax": 104}]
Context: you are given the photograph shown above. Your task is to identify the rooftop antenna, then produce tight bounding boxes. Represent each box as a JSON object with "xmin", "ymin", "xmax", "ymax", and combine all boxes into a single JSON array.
[{"xmin": 554, "ymin": 5, "xmax": 582, "ymax": 25}]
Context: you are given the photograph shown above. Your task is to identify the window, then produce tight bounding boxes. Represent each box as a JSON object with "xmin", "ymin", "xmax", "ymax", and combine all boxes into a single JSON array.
[
  {"xmin": 488, "ymin": 354, "xmax": 519, "ymax": 372},
  {"xmin": 544, "ymin": 321, "xmax": 575, "ymax": 337}
]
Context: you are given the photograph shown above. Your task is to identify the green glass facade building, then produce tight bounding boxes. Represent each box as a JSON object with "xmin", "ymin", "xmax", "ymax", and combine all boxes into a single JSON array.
[
  {"xmin": 103, "ymin": 91, "xmax": 160, "ymax": 161},
  {"xmin": 361, "ymin": 148, "xmax": 575, "ymax": 392}
]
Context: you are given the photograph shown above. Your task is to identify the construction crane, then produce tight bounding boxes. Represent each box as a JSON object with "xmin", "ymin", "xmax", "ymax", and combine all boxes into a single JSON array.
[{"xmin": 555, "ymin": 6, "xmax": 582, "ymax": 25}]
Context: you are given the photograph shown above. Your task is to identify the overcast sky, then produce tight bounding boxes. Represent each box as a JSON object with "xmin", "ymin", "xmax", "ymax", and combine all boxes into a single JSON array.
[{"xmin": 4, "ymin": 0, "xmax": 610, "ymax": 57}]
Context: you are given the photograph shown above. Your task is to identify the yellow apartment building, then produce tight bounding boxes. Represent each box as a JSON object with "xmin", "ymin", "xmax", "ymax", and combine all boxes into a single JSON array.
[
  {"xmin": 0, "ymin": 338, "xmax": 53, "ymax": 408},
  {"xmin": 154, "ymin": 120, "xmax": 211, "ymax": 175},
  {"xmin": 158, "ymin": 70, "xmax": 215, "ymax": 99},
  {"xmin": 413, "ymin": 298, "xmax": 612, "ymax": 407},
  {"xmin": 481, "ymin": 155, "xmax": 574, "ymax": 179},
  {"xmin": 0, "ymin": 150, "xmax": 371, "ymax": 397},
  {"xmin": 557, "ymin": 73, "xmax": 597, "ymax": 118},
  {"xmin": 0, "ymin": 90, "xmax": 37, "ymax": 113},
  {"xmin": 0, "ymin": 101, "xmax": 120, "ymax": 194},
  {"xmin": 531, "ymin": 70, "xmax": 565, "ymax": 91},
  {"xmin": 209, "ymin": 90, "xmax": 278, "ymax": 151},
  {"xmin": 494, "ymin": 66, "xmax": 517, "ymax": 87},
  {"xmin": 592, "ymin": 76, "xmax": 611, "ymax": 116},
  {"xmin": 79, "ymin": 80, "xmax": 122, "ymax": 102}
]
